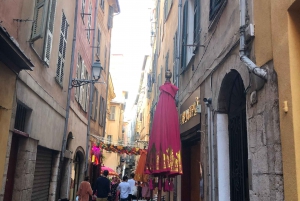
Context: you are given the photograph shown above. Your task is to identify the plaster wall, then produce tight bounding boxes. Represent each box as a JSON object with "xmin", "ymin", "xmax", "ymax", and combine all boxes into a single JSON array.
[
  {"xmin": 0, "ymin": 63, "xmax": 16, "ymax": 191},
  {"xmin": 266, "ymin": 0, "xmax": 300, "ymax": 200}
]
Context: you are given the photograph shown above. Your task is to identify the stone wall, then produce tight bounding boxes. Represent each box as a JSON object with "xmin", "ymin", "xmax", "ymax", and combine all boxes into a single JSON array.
[{"xmin": 12, "ymin": 137, "xmax": 38, "ymax": 201}]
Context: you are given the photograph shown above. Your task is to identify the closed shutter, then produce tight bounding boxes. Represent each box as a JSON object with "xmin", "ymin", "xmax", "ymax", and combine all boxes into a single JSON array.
[
  {"xmin": 31, "ymin": 147, "xmax": 53, "ymax": 201},
  {"xmin": 43, "ymin": 0, "xmax": 57, "ymax": 65}
]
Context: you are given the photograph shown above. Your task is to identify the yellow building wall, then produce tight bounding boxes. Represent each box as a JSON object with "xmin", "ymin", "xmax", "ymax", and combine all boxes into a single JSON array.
[
  {"xmin": 256, "ymin": 0, "xmax": 300, "ymax": 200},
  {"xmin": 0, "ymin": 63, "xmax": 16, "ymax": 190}
]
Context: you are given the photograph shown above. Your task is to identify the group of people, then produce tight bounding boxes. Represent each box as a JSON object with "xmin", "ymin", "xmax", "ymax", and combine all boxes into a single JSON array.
[{"xmin": 76, "ymin": 171, "xmax": 150, "ymax": 201}]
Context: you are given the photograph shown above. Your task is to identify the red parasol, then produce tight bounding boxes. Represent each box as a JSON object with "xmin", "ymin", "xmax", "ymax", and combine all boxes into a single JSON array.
[
  {"xmin": 145, "ymin": 70, "xmax": 183, "ymax": 200},
  {"xmin": 100, "ymin": 165, "xmax": 118, "ymax": 176}
]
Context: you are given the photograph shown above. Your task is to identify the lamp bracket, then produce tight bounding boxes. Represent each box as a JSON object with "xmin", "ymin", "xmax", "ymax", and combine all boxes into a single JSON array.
[{"xmin": 70, "ymin": 78, "xmax": 97, "ymax": 88}]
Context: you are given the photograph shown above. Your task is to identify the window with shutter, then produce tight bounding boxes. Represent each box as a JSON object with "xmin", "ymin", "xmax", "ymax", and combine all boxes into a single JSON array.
[
  {"xmin": 104, "ymin": 46, "xmax": 107, "ymax": 72},
  {"xmin": 100, "ymin": 0, "xmax": 105, "ymax": 10},
  {"xmin": 75, "ymin": 54, "xmax": 82, "ymax": 101},
  {"xmin": 210, "ymin": 0, "xmax": 225, "ymax": 20},
  {"xmin": 107, "ymin": 135, "xmax": 112, "ymax": 143},
  {"xmin": 181, "ymin": 1, "xmax": 188, "ymax": 69},
  {"xmin": 193, "ymin": 0, "xmax": 201, "ymax": 46},
  {"xmin": 165, "ymin": 51, "xmax": 169, "ymax": 70},
  {"xmin": 87, "ymin": 2, "xmax": 92, "ymax": 41},
  {"xmin": 84, "ymin": 71, "xmax": 89, "ymax": 112},
  {"xmin": 102, "ymin": 97, "xmax": 106, "ymax": 125},
  {"xmin": 79, "ymin": 61, "xmax": 85, "ymax": 106},
  {"xmin": 56, "ymin": 12, "xmax": 69, "ymax": 86},
  {"xmin": 43, "ymin": 0, "xmax": 57, "ymax": 65},
  {"xmin": 108, "ymin": 6, "xmax": 114, "ymax": 29},
  {"xmin": 110, "ymin": 106, "xmax": 115, "ymax": 120},
  {"xmin": 173, "ymin": 31, "xmax": 177, "ymax": 83},
  {"xmin": 97, "ymin": 29, "xmax": 101, "ymax": 57},
  {"xmin": 81, "ymin": 0, "xmax": 86, "ymax": 21},
  {"xmin": 98, "ymin": 96, "xmax": 102, "ymax": 125},
  {"xmin": 31, "ymin": 0, "xmax": 47, "ymax": 40},
  {"xmin": 94, "ymin": 90, "xmax": 98, "ymax": 120}
]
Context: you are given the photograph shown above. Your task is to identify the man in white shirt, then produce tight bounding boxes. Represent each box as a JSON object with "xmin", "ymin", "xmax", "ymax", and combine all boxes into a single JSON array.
[
  {"xmin": 128, "ymin": 173, "xmax": 137, "ymax": 201},
  {"xmin": 117, "ymin": 176, "xmax": 131, "ymax": 201}
]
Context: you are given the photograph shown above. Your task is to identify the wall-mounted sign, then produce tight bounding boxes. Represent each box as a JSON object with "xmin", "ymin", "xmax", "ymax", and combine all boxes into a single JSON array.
[{"xmin": 180, "ymin": 97, "xmax": 200, "ymax": 125}]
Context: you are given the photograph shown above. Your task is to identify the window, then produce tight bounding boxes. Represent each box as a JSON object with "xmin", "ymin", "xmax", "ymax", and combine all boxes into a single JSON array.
[
  {"xmin": 81, "ymin": 0, "xmax": 86, "ymax": 20},
  {"xmin": 193, "ymin": 0, "xmax": 201, "ymax": 45},
  {"xmin": 181, "ymin": 1, "xmax": 188, "ymax": 69},
  {"xmin": 173, "ymin": 31, "xmax": 177, "ymax": 83},
  {"xmin": 109, "ymin": 106, "xmax": 116, "ymax": 120},
  {"xmin": 87, "ymin": 2, "xmax": 92, "ymax": 41},
  {"xmin": 31, "ymin": 0, "xmax": 57, "ymax": 65},
  {"xmin": 79, "ymin": 61, "xmax": 86, "ymax": 108},
  {"xmin": 165, "ymin": 51, "xmax": 169, "ymax": 70},
  {"xmin": 96, "ymin": 29, "xmax": 101, "ymax": 57},
  {"xmin": 107, "ymin": 135, "xmax": 112, "ymax": 143},
  {"xmin": 210, "ymin": 0, "xmax": 225, "ymax": 20},
  {"xmin": 108, "ymin": 6, "xmax": 114, "ymax": 29},
  {"xmin": 56, "ymin": 12, "xmax": 69, "ymax": 86},
  {"xmin": 99, "ymin": 96, "xmax": 105, "ymax": 125},
  {"xmin": 84, "ymin": 71, "xmax": 89, "ymax": 111},
  {"xmin": 100, "ymin": 0, "xmax": 105, "ymax": 10},
  {"xmin": 91, "ymin": 88, "xmax": 99, "ymax": 120},
  {"xmin": 14, "ymin": 102, "xmax": 31, "ymax": 133},
  {"xmin": 163, "ymin": 0, "xmax": 173, "ymax": 21},
  {"xmin": 75, "ymin": 54, "xmax": 82, "ymax": 101},
  {"xmin": 104, "ymin": 46, "xmax": 107, "ymax": 71}
]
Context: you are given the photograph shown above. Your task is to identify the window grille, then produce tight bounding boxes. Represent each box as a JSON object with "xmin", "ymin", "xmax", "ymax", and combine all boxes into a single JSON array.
[
  {"xmin": 104, "ymin": 46, "xmax": 107, "ymax": 71},
  {"xmin": 56, "ymin": 12, "xmax": 68, "ymax": 86},
  {"xmin": 107, "ymin": 135, "xmax": 112, "ymax": 143},
  {"xmin": 14, "ymin": 103, "xmax": 29, "ymax": 132},
  {"xmin": 165, "ymin": 51, "xmax": 169, "ymax": 70},
  {"xmin": 108, "ymin": 6, "xmax": 114, "ymax": 29}
]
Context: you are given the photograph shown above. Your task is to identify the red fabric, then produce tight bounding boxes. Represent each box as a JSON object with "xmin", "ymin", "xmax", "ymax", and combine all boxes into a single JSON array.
[{"xmin": 145, "ymin": 82, "xmax": 182, "ymax": 176}]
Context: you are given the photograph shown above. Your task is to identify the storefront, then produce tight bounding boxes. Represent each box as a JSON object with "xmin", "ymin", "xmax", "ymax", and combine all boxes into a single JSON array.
[{"xmin": 179, "ymin": 88, "xmax": 201, "ymax": 201}]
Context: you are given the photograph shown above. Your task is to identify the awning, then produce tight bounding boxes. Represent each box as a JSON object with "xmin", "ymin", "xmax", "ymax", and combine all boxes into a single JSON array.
[{"xmin": 0, "ymin": 25, "xmax": 34, "ymax": 72}]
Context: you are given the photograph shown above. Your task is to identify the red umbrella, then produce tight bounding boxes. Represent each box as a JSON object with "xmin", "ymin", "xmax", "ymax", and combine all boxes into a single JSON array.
[
  {"xmin": 145, "ymin": 70, "xmax": 183, "ymax": 200},
  {"xmin": 100, "ymin": 165, "xmax": 118, "ymax": 176}
]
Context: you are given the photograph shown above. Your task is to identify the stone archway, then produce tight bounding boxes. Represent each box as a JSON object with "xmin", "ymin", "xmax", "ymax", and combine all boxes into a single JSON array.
[
  {"xmin": 217, "ymin": 70, "xmax": 249, "ymax": 201},
  {"xmin": 70, "ymin": 147, "xmax": 85, "ymax": 201}
]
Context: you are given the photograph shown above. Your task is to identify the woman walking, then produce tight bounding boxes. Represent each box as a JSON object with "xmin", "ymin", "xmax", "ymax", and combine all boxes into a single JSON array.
[
  {"xmin": 76, "ymin": 176, "xmax": 93, "ymax": 201},
  {"xmin": 111, "ymin": 177, "xmax": 119, "ymax": 201}
]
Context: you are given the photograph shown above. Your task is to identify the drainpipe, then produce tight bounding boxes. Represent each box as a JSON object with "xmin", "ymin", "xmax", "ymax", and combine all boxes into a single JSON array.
[
  {"xmin": 239, "ymin": 0, "xmax": 267, "ymax": 80},
  {"xmin": 85, "ymin": 0, "xmax": 99, "ymax": 174},
  {"xmin": 206, "ymin": 105, "xmax": 212, "ymax": 201},
  {"xmin": 60, "ymin": 0, "xmax": 79, "ymax": 198}
]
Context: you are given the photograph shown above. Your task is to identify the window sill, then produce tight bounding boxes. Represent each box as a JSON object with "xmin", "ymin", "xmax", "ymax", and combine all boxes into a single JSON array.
[
  {"xmin": 208, "ymin": 0, "xmax": 227, "ymax": 31},
  {"xmin": 55, "ymin": 77, "xmax": 63, "ymax": 89}
]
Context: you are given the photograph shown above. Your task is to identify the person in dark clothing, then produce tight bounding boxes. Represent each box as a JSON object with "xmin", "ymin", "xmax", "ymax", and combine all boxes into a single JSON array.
[{"xmin": 93, "ymin": 170, "xmax": 111, "ymax": 201}]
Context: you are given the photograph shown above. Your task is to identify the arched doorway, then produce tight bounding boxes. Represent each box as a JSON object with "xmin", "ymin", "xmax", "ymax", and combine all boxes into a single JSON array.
[
  {"xmin": 218, "ymin": 70, "xmax": 249, "ymax": 201},
  {"xmin": 70, "ymin": 148, "xmax": 85, "ymax": 201}
]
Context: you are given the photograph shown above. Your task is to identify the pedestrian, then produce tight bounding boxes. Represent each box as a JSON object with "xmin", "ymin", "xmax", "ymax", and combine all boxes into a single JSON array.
[
  {"xmin": 141, "ymin": 181, "xmax": 150, "ymax": 201},
  {"xmin": 93, "ymin": 170, "xmax": 111, "ymax": 201},
  {"xmin": 76, "ymin": 176, "xmax": 93, "ymax": 201},
  {"xmin": 128, "ymin": 173, "xmax": 137, "ymax": 201},
  {"xmin": 117, "ymin": 176, "xmax": 131, "ymax": 201},
  {"xmin": 110, "ymin": 177, "xmax": 119, "ymax": 201}
]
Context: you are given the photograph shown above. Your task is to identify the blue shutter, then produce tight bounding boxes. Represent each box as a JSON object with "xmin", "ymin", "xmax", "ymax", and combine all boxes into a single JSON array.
[{"xmin": 181, "ymin": 1, "xmax": 188, "ymax": 69}]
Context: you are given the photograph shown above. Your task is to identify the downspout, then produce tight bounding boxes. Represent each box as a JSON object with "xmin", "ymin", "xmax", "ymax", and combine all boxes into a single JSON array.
[
  {"xmin": 175, "ymin": 1, "xmax": 182, "ymax": 201},
  {"xmin": 60, "ymin": 0, "xmax": 79, "ymax": 198},
  {"xmin": 239, "ymin": 0, "xmax": 267, "ymax": 80},
  {"xmin": 210, "ymin": 108, "xmax": 215, "ymax": 201},
  {"xmin": 207, "ymin": 105, "xmax": 212, "ymax": 201},
  {"xmin": 85, "ymin": 0, "xmax": 99, "ymax": 173}
]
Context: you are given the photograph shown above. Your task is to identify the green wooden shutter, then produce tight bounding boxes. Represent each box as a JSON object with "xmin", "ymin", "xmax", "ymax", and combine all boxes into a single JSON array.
[
  {"xmin": 43, "ymin": 0, "xmax": 57, "ymax": 65},
  {"xmin": 75, "ymin": 55, "xmax": 81, "ymax": 101},
  {"xmin": 31, "ymin": 0, "xmax": 47, "ymax": 40},
  {"xmin": 181, "ymin": 1, "xmax": 188, "ymax": 69}
]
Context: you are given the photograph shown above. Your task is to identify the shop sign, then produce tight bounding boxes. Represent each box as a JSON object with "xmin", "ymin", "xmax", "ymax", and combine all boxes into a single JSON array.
[{"xmin": 180, "ymin": 97, "xmax": 200, "ymax": 125}]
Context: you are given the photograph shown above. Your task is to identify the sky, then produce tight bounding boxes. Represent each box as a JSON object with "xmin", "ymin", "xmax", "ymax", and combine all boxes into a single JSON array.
[{"xmin": 110, "ymin": 0, "xmax": 152, "ymax": 120}]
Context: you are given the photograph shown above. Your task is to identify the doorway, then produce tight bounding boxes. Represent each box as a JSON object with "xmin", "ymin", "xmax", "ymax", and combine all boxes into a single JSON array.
[{"xmin": 70, "ymin": 150, "xmax": 84, "ymax": 201}]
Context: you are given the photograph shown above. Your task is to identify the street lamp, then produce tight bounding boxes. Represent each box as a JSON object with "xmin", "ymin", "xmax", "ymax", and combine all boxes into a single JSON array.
[{"xmin": 70, "ymin": 60, "xmax": 103, "ymax": 88}]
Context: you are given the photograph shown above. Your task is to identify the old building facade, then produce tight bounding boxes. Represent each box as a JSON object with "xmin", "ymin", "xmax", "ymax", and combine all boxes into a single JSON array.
[{"xmin": 149, "ymin": 0, "xmax": 284, "ymax": 200}]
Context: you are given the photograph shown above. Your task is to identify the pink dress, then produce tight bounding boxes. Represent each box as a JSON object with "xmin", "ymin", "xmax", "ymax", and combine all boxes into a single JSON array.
[{"xmin": 142, "ymin": 183, "xmax": 150, "ymax": 198}]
